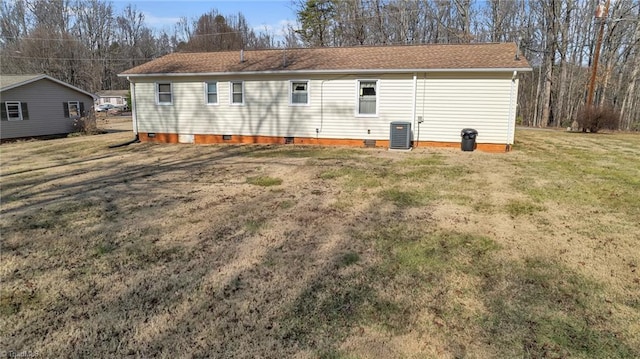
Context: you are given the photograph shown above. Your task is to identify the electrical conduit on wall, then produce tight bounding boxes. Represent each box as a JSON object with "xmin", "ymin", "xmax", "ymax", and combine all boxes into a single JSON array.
[{"xmin": 507, "ymin": 71, "xmax": 517, "ymax": 149}]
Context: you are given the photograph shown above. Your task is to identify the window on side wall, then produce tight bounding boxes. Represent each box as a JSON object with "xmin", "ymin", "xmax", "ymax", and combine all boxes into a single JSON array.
[
  {"xmin": 156, "ymin": 82, "xmax": 172, "ymax": 105},
  {"xmin": 290, "ymin": 80, "xmax": 309, "ymax": 105},
  {"xmin": 63, "ymin": 101, "xmax": 84, "ymax": 118},
  {"xmin": 230, "ymin": 81, "xmax": 244, "ymax": 105},
  {"xmin": 206, "ymin": 82, "xmax": 218, "ymax": 104},
  {"xmin": 357, "ymin": 80, "xmax": 377, "ymax": 116},
  {"xmin": 2, "ymin": 101, "xmax": 28, "ymax": 121}
]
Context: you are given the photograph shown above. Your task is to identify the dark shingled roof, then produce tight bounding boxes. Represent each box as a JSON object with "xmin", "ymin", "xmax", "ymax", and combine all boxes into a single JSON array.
[{"xmin": 120, "ymin": 43, "xmax": 531, "ymax": 76}]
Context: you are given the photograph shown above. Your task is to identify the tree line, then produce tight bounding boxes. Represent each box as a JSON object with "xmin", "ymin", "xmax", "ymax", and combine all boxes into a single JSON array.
[
  {"xmin": 296, "ymin": 0, "xmax": 639, "ymax": 130},
  {"xmin": 1, "ymin": 0, "xmax": 638, "ymax": 130},
  {"xmin": 0, "ymin": 0, "xmax": 285, "ymax": 92}
]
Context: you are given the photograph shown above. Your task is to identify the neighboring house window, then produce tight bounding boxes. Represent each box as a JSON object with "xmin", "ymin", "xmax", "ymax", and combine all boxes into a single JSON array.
[
  {"xmin": 357, "ymin": 80, "xmax": 378, "ymax": 115},
  {"xmin": 3, "ymin": 101, "xmax": 28, "ymax": 121},
  {"xmin": 206, "ymin": 82, "xmax": 218, "ymax": 104},
  {"xmin": 63, "ymin": 101, "xmax": 84, "ymax": 118},
  {"xmin": 68, "ymin": 101, "xmax": 80, "ymax": 118},
  {"xmin": 230, "ymin": 81, "xmax": 244, "ymax": 105},
  {"xmin": 290, "ymin": 80, "xmax": 309, "ymax": 105},
  {"xmin": 156, "ymin": 83, "xmax": 172, "ymax": 105}
]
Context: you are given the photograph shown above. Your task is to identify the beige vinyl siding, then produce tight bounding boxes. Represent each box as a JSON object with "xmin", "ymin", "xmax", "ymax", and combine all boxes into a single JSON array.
[
  {"xmin": 416, "ymin": 73, "xmax": 516, "ymax": 144},
  {"xmin": 1, "ymin": 79, "xmax": 94, "ymax": 139},
  {"xmin": 133, "ymin": 74, "xmax": 415, "ymax": 141}
]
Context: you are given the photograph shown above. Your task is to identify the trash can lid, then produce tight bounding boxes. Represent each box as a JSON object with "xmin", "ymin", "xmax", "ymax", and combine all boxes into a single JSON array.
[{"xmin": 461, "ymin": 128, "xmax": 478, "ymax": 136}]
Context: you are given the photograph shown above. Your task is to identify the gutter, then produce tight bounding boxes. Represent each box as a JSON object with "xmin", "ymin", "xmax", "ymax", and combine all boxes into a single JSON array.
[{"xmin": 117, "ymin": 67, "xmax": 533, "ymax": 78}]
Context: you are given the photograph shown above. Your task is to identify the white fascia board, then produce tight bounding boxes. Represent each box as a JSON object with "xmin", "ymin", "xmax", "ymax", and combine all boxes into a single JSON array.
[{"xmin": 118, "ymin": 67, "xmax": 533, "ymax": 79}]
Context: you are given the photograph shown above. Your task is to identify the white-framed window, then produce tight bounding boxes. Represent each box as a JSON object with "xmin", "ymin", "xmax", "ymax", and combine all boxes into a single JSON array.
[
  {"xmin": 205, "ymin": 82, "xmax": 218, "ymax": 105},
  {"xmin": 5, "ymin": 101, "xmax": 23, "ymax": 121},
  {"xmin": 230, "ymin": 81, "xmax": 244, "ymax": 105},
  {"xmin": 357, "ymin": 80, "xmax": 378, "ymax": 116},
  {"xmin": 290, "ymin": 80, "xmax": 309, "ymax": 105},
  {"xmin": 67, "ymin": 101, "xmax": 80, "ymax": 118},
  {"xmin": 156, "ymin": 82, "xmax": 172, "ymax": 105}
]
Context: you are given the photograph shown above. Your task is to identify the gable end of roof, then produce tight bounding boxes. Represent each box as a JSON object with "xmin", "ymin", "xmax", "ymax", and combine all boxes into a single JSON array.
[{"xmin": 1, "ymin": 74, "xmax": 97, "ymax": 99}]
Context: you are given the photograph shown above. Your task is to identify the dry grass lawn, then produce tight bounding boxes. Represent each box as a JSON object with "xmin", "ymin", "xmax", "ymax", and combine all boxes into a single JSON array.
[{"xmin": 1, "ymin": 129, "xmax": 639, "ymax": 358}]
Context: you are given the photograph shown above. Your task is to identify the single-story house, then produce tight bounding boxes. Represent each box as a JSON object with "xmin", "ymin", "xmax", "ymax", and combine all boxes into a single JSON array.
[
  {"xmin": 1, "ymin": 74, "xmax": 96, "ymax": 140},
  {"xmin": 95, "ymin": 90, "xmax": 128, "ymax": 108},
  {"xmin": 119, "ymin": 43, "xmax": 531, "ymax": 152}
]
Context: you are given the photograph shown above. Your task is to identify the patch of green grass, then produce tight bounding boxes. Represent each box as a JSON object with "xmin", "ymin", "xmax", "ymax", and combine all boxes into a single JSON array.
[
  {"xmin": 338, "ymin": 252, "xmax": 360, "ymax": 267},
  {"xmin": 363, "ymin": 220, "xmax": 638, "ymax": 358},
  {"xmin": 379, "ymin": 188, "xmax": 432, "ymax": 207},
  {"xmin": 281, "ymin": 270, "xmax": 406, "ymax": 350},
  {"xmin": 505, "ymin": 199, "xmax": 545, "ymax": 217},
  {"xmin": 248, "ymin": 147, "xmax": 360, "ymax": 160},
  {"xmin": 244, "ymin": 219, "xmax": 265, "ymax": 233},
  {"xmin": 282, "ymin": 276, "xmax": 375, "ymax": 347},
  {"xmin": 122, "ymin": 240, "xmax": 185, "ymax": 268},
  {"xmin": 436, "ymin": 165, "xmax": 470, "ymax": 180},
  {"xmin": 472, "ymin": 199, "xmax": 495, "ymax": 213},
  {"xmin": 11, "ymin": 200, "xmax": 97, "ymax": 230},
  {"xmin": 354, "ymin": 222, "xmax": 500, "ymax": 280},
  {"xmin": 512, "ymin": 132, "xmax": 640, "ymax": 220},
  {"xmin": 246, "ymin": 176, "xmax": 283, "ymax": 187},
  {"xmin": 319, "ymin": 167, "xmax": 384, "ymax": 189},
  {"xmin": 388, "ymin": 231, "xmax": 500, "ymax": 276},
  {"xmin": 318, "ymin": 168, "xmax": 352, "ymax": 180},
  {"xmin": 481, "ymin": 257, "xmax": 637, "ymax": 358},
  {"xmin": 94, "ymin": 242, "xmax": 117, "ymax": 257},
  {"xmin": 278, "ymin": 200, "xmax": 295, "ymax": 209},
  {"xmin": 397, "ymin": 155, "xmax": 445, "ymax": 167},
  {"xmin": 0, "ymin": 289, "xmax": 41, "ymax": 315},
  {"xmin": 379, "ymin": 189, "xmax": 419, "ymax": 207}
]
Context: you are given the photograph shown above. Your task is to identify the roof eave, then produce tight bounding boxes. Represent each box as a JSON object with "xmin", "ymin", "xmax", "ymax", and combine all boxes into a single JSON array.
[{"xmin": 119, "ymin": 67, "xmax": 533, "ymax": 78}]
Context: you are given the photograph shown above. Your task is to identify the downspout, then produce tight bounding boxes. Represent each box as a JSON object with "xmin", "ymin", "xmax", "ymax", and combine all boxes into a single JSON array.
[
  {"xmin": 129, "ymin": 76, "xmax": 139, "ymax": 137},
  {"xmin": 319, "ymin": 79, "xmax": 324, "ymax": 139},
  {"xmin": 412, "ymin": 73, "xmax": 418, "ymax": 147},
  {"xmin": 109, "ymin": 76, "xmax": 139, "ymax": 148},
  {"xmin": 421, "ymin": 72, "xmax": 427, "ymax": 143},
  {"xmin": 507, "ymin": 71, "xmax": 517, "ymax": 151}
]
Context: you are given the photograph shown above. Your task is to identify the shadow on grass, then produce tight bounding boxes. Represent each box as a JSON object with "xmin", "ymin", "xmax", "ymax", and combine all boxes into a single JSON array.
[
  {"xmin": 1, "ymin": 139, "xmax": 638, "ymax": 358},
  {"xmin": 481, "ymin": 257, "xmax": 636, "ymax": 358},
  {"xmin": 349, "ymin": 215, "xmax": 638, "ymax": 358}
]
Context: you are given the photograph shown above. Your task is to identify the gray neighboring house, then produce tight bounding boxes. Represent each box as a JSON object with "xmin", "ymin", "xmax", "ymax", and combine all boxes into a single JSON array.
[{"xmin": 1, "ymin": 74, "xmax": 96, "ymax": 140}]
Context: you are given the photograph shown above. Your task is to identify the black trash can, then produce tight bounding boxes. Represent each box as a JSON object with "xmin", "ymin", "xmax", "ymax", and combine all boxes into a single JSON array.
[{"xmin": 461, "ymin": 128, "xmax": 478, "ymax": 151}]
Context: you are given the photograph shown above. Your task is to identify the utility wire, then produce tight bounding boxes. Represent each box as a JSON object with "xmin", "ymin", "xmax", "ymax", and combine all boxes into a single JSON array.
[{"xmin": 1, "ymin": 55, "xmax": 157, "ymax": 61}]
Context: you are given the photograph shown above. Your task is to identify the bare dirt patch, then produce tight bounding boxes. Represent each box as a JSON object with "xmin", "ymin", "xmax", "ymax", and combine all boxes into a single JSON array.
[{"xmin": 1, "ymin": 129, "xmax": 639, "ymax": 357}]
